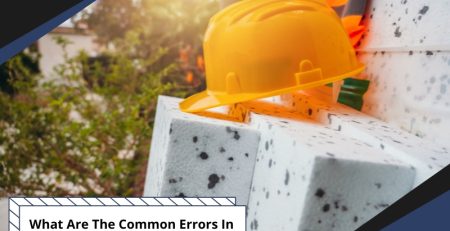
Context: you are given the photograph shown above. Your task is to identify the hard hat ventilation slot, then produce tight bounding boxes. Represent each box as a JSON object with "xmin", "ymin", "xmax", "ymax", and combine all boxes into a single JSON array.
[
  {"xmin": 257, "ymin": 5, "xmax": 316, "ymax": 21},
  {"xmin": 179, "ymin": 0, "xmax": 365, "ymax": 113},
  {"xmin": 230, "ymin": 0, "xmax": 281, "ymax": 25},
  {"xmin": 295, "ymin": 60, "xmax": 323, "ymax": 85}
]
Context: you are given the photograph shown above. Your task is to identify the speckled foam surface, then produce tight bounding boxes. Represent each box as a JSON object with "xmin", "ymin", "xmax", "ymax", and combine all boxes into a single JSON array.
[
  {"xmin": 358, "ymin": 51, "xmax": 450, "ymax": 147},
  {"xmin": 359, "ymin": 0, "xmax": 450, "ymax": 50},
  {"xmin": 355, "ymin": 0, "xmax": 450, "ymax": 146},
  {"xmin": 143, "ymin": 96, "xmax": 260, "ymax": 205},
  {"xmin": 245, "ymin": 105, "xmax": 415, "ymax": 231},
  {"xmin": 271, "ymin": 90, "xmax": 449, "ymax": 186},
  {"xmin": 145, "ymin": 94, "xmax": 447, "ymax": 230}
]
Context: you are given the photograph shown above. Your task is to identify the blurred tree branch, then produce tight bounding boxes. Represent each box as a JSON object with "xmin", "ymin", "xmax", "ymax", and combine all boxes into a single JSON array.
[{"xmin": 1, "ymin": 0, "xmax": 221, "ymax": 197}]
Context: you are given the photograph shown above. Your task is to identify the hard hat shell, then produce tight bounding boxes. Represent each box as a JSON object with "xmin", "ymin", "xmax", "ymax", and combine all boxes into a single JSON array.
[{"xmin": 180, "ymin": 0, "xmax": 365, "ymax": 112}]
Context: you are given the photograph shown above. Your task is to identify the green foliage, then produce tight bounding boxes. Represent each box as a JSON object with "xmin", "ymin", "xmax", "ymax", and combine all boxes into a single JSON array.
[
  {"xmin": 0, "ymin": 45, "xmax": 40, "ymax": 95},
  {"xmin": 0, "ymin": 0, "xmax": 220, "ymax": 196},
  {"xmin": 85, "ymin": 0, "xmax": 220, "ymax": 65},
  {"xmin": 0, "ymin": 42, "xmax": 173, "ymax": 196},
  {"xmin": 86, "ymin": 0, "xmax": 220, "ymax": 91},
  {"xmin": 86, "ymin": 0, "xmax": 219, "ymax": 48}
]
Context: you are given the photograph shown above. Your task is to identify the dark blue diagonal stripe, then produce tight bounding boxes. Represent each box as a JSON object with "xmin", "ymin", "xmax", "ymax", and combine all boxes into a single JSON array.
[{"xmin": 0, "ymin": 0, "xmax": 95, "ymax": 64}]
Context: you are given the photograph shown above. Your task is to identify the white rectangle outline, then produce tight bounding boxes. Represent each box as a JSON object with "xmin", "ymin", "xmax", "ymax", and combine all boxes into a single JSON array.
[{"xmin": 9, "ymin": 197, "xmax": 242, "ymax": 231}]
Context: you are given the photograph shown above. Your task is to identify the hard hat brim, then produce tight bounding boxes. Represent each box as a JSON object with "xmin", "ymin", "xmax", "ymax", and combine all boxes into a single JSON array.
[{"xmin": 180, "ymin": 65, "xmax": 366, "ymax": 113}]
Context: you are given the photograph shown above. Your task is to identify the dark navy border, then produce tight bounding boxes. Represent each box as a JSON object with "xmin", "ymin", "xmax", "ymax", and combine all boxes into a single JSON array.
[
  {"xmin": 383, "ymin": 190, "xmax": 450, "ymax": 230},
  {"xmin": 358, "ymin": 165, "xmax": 450, "ymax": 230},
  {"xmin": 0, "ymin": 0, "xmax": 96, "ymax": 64}
]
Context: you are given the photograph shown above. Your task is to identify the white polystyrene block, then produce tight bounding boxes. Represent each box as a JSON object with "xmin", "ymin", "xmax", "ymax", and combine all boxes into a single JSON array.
[
  {"xmin": 143, "ymin": 96, "xmax": 260, "ymax": 205},
  {"xmin": 272, "ymin": 90, "xmax": 450, "ymax": 186},
  {"xmin": 359, "ymin": 0, "xmax": 450, "ymax": 51},
  {"xmin": 358, "ymin": 51, "xmax": 450, "ymax": 148},
  {"xmin": 246, "ymin": 108, "xmax": 416, "ymax": 231}
]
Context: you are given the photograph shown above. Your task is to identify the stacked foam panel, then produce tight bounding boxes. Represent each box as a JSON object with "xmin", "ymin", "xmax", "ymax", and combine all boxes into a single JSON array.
[
  {"xmin": 358, "ymin": 0, "xmax": 450, "ymax": 146},
  {"xmin": 144, "ymin": 95, "xmax": 448, "ymax": 230}
]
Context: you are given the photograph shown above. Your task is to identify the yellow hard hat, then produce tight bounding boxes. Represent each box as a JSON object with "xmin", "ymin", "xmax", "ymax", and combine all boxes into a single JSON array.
[{"xmin": 180, "ymin": 0, "xmax": 365, "ymax": 112}]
